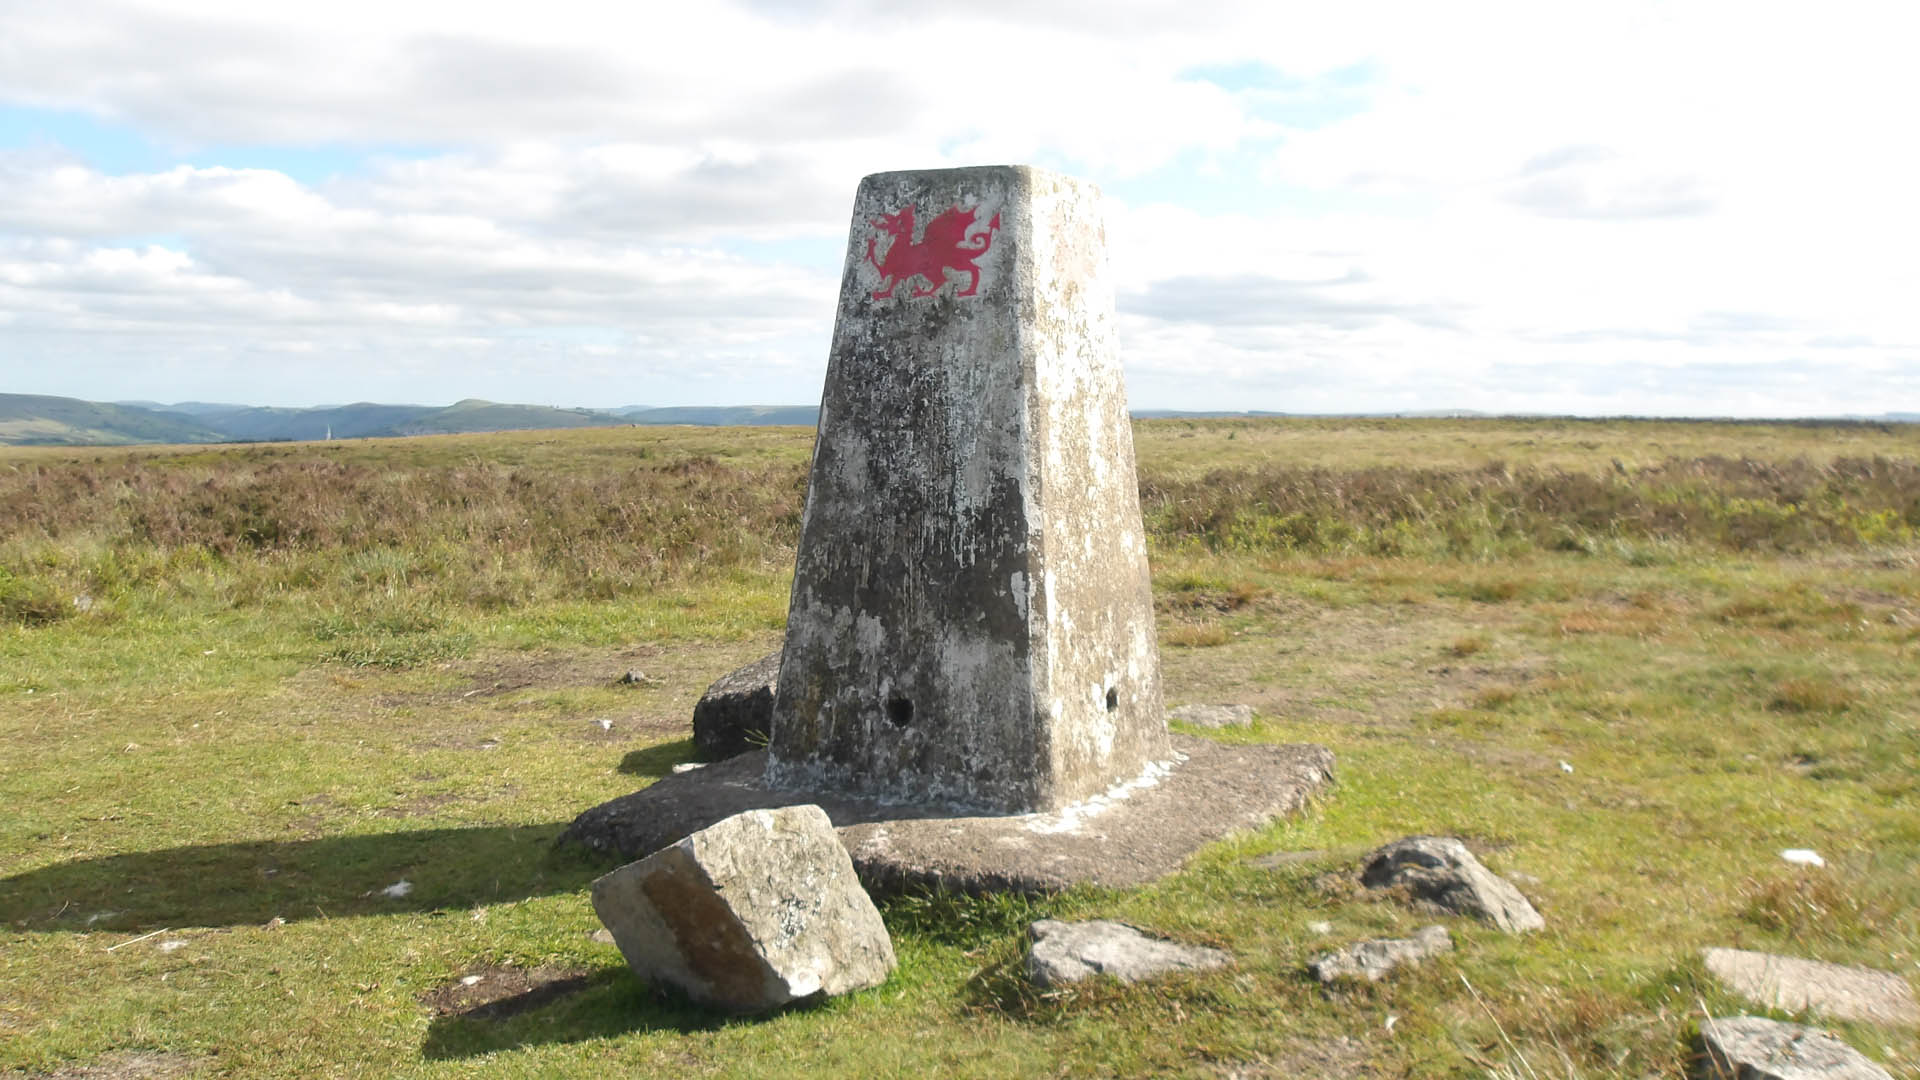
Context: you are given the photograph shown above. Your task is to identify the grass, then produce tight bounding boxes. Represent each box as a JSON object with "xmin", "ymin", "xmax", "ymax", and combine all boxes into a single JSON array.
[{"xmin": 2, "ymin": 418, "xmax": 1917, "ymax": 1077}]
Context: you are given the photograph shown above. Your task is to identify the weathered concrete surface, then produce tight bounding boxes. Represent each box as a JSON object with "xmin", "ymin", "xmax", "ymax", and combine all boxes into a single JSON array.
[
  {"xmin": 1703, "ymin": 948, "xmax": 1918, "ymax": 1027},
  {"xmin": 562, "ymin": 734, "xmax": 1333, "ymax": 895},
  {"xmin": 767, "ymin": 164, "xmax": 1166, "ymax": 814},
  {"xmin": 589, "ymin": 805, "xmax": 895, "ymax": 1013},
  {"xmin": 1360, "ymin": 835, "xmax": 1545, "ymax": 934},
  {"xmin": 691, "ymin": 651, "xmax": 780, "ymax": 761},
  {"xmin": 1026, "ymin": 919, "xmax": 1231, "ymax": 987},
  {"xmin": 1308, "ymin": 925, "xmax": 1452, "ymax": 984},
  {"xmin": 1699, "ymin": 1016, "xmax": 1894, "ymax": 1080}
]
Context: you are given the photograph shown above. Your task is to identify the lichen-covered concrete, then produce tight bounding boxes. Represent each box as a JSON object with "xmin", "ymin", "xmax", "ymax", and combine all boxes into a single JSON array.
[{"xmin": 766, "ymin": 164, "xmax": 1166, "ymax": 813}]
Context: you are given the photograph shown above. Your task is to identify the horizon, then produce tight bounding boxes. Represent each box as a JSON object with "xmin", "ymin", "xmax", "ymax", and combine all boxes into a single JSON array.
[
  {"xmin": 3, "ymin": 3, "xmax": 1918, "ymax": 417},
  {"xmin": 40, "ymin": 391, "xmax": 1920, "ymax": 424}
]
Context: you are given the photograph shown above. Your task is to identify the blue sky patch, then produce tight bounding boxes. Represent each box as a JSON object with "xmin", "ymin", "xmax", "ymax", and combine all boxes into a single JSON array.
[{"xmin": 0, "ymin": 105, "xmax": 432, "ymax": 184}]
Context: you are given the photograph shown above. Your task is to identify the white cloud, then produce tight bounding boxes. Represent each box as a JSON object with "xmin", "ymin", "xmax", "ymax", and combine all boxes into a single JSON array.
[{"xmin": 0, "ymin": 0, "xmax": 1916, "ymax": 413}]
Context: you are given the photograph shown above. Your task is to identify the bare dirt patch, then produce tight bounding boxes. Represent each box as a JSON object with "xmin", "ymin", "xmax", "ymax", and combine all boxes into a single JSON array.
[
  {"xmin": 1160, "ymin": 600, "xmax": 1547, "ymax": 729},
  {"xmin": 445, "ymin": 645, "xmax": 670, "ymax": 700},
  {"xmin": 277, "ymin": 636, "xmax": 783, "ymax": 755},
  {"xmin": 422, "ymin": 964, "xmax": 593, "ymax": 1021},
  {"xmin": 2, "ymin": 1050, "xmax": 201, "ymax": 1079}
]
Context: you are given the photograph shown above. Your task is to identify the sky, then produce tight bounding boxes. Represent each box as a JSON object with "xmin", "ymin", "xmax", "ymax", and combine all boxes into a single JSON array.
[{"xmin": 2, "ymin": 1, "xmax": 1917, "ymax": 417}]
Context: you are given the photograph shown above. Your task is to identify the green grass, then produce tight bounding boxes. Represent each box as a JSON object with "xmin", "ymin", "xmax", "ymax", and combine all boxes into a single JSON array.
[{"xmin": 2, "ymin": 419, "xmax": 1917, "ymax": 1077}]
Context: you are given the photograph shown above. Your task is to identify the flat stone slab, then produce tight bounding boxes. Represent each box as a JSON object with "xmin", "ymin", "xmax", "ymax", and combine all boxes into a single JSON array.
[
  {"xmin": 1309, "ymin": 924, "xmax": 1452, "ymax": 984},
  {"xmin": 1026, "ymin": 919, "xmax": 1231, "ymax": 987},
  {"xmin": 1704, "ymin": 948, "xmax": 1918, "ymax": 1027},
  {"xmin": 561, "ymin": 735, "xmax": 1334, "ymax": 895},
  {"xmin": 1699, "ymin": 1015, "xmax": 1894, "ymax": 1080}
]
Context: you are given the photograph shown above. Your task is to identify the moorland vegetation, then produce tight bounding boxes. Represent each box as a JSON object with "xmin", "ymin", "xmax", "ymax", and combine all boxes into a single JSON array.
[{"xmin": 1, "ymin": 417, "xmax": 1916, "ymax": 1077}]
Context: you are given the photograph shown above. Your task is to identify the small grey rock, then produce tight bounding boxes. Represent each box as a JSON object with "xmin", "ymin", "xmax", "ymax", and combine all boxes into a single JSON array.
[
  {"xmin": 1309, "ymin": 924, "xmax": 1452, "ymax": 983},
  {"xmin": 1699, "ymin": 1015, "xmax": 1893, "ymax": 1080},
  {"xmin": 591, "ymin": 804, "xmax": 895, "ymax": 1013},
  {"xmin": 691, "ymin": 652, "xmax": 780, "ymax": 760},
  {"xmin": 1026, "ymin": 919, "xmax": 1232, "ymax": 988},
  {"xmin": 1360, "ymin": 836, "xmax": 1544, "ymax": 934},
  {"xmin": 618, "ymin": 669, "xmax": 662, "ymax": 685},
  {"xmin": 1703, "ymin": 948, "xmax": 1919, "ymax": 1027},
  {"xmin": 1168, "ymin": 703, "xmax": 1255, "ymax": 729}
]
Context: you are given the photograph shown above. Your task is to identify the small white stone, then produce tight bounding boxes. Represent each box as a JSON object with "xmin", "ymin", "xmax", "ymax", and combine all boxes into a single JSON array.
[
  {"xmin": 459, "ymin": 974, "xmax": 482, "ymax": 986},
  {"xmin": 1781, "ymin": 848, "xmax": 1825, "ymax": 867}
]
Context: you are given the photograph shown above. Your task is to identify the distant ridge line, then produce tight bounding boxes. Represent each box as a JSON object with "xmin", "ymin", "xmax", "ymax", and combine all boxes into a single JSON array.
[{"xmin": 0, "ymin": 392, "xmax": 1912, "ymax": 447}]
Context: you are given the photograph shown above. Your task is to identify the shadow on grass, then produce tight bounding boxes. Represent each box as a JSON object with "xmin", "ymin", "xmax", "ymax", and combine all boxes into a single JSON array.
[
  {"xmin": 0, "ymin": 822, "xmax": 618, "ymax": 932},
  {"xmin": 618, "ymin": 737, "xmax": 698, "ymax": 778},
  {"xmin": 418, "ymin": 968, "xmax": 807, "ymax": 1060}
]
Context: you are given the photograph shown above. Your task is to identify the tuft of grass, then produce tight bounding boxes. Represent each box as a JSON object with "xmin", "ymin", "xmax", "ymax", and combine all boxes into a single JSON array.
[
  {"xmin": 0, "ymin": 566, "xmax": 69, "ymax": 626},
  {"xmin": 1472, "ymin": 685, "xmax": 1522, "ymax": 710},
  {"xmin": 1446, "ymin": 634, "xmax": 1490, "ymax": 657},
  {"xmin": 1768, "ymin": 676, "xmax": 1856, "ymax": 714},
  {"xmin": 1740, "ymin": 868, "xmax": 1896, "ymax": 945}
]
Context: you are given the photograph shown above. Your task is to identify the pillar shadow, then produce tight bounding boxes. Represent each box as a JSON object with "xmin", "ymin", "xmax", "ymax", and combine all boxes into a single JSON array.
[{"xmin": 0, "ymin": 822, "xmax": 610, "ymax": 933}]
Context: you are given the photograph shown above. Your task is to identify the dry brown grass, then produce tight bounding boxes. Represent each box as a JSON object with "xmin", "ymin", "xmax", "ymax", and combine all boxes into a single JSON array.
[
  {"xmin": 1740, "ymin": 867, "xmax": 1896, "ymax": 944},
  {"xmin": 5, "ymin": 424, "xmax": 1918, "ymax": 629},
  {"xmin": 1767, "ymin": 677, "xmax": 1857, "ymax": 714},
  {"xmin": 1139, "ymin": 454, "xmax": 1920, "ymax": 558},
  {"xmin": 1445, "ymin": 635, "xmax": 1490, "ymax": 657}
]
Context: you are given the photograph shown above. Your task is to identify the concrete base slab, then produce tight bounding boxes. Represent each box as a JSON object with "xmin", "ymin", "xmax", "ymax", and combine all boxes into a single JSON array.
[{"xmin": 561, "ymin": 735, "xmax": 1334, "ymax": 895}]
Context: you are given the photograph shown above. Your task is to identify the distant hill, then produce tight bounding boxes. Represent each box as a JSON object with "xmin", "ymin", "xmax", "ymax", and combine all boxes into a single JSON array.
[
  {"xmin": 1132, "ymin": 409, "xmax": 1293, "ymax": 419},
  {"xmin": 618, "ymin": 405, "xmax": 820, "ymax": 426},
  {"xmin": 0, "ymin": 394, "xmax": 226, "ymax": 446},
  {"xmin": 390, "ymin": 399, "xmax": 617, "ymax": 436},
  {"xmin": 116, "ymin": 400, "xmax": 258, "ymax": 420},
  {"xmin": 1, "ymin": 395, "xmax": 652, "ymax": 446},
  {"xmin": 195, "ymin": 403, "xmax": 441, "ymax": 442}
]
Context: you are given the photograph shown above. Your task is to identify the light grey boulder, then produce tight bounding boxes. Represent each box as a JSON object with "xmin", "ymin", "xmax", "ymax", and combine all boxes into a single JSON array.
[
  {"xmin": 590, "ymin": 804, "xmax": 895, "ymax": 1013},
  {"xmin": 1309, "ymin": 924, "xmax": 1452, "ymax": 983},
  {"xmin": 1169, "ymin": 704, "xmax": 1255, "ymax": 729},
  {"xmin": 691, "ymin": 651, "xmax": 780, "ymax": 760},
  {"xmin": 1026, "ymin": 919, "xmax": 1232, "ymax": 988},
  {"xmin": 1699, "ymin": 1015, "xmax": 1893, "ymax": 1080},
  {"xmin": 1703, "ymin": 948, "xmax": 1918, "ymax": 1027},
  {"xmin": 1360, "ymin": 836, "xmax": 1544, "ymax": 934}
]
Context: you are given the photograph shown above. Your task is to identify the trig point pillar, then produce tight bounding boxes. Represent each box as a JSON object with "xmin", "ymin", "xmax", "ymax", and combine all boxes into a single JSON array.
[{"xmin": 766, "ymin": 165, "xmax": 1168, "ymax": 812}]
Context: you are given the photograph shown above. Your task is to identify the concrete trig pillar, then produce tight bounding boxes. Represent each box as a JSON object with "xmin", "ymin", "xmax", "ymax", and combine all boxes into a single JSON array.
[{"xmin": 766, "ymin": 165, "xmax": 1167, "ymax": 813}]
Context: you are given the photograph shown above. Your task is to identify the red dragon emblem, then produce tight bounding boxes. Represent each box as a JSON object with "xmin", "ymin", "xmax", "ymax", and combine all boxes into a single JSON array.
[{"xmin": 866, "ymin": 203, "xmax": 1002, "ymax": 300}]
